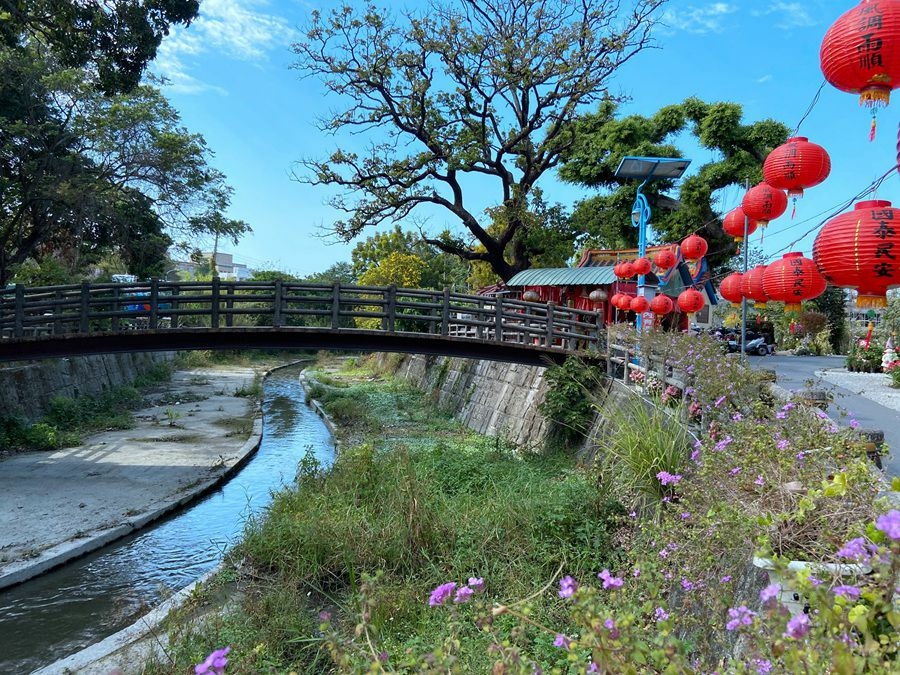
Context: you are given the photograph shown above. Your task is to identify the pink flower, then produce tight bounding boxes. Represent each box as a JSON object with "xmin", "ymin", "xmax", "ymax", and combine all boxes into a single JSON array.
[
  {"xmin": 833, "ymin": 585, "xmax": 861, "ymax": 600},
  {"xmin": 558, "ymin": 575, "xmax": 578, "ymax": 598},
  {"xmin": 726, "ymin": 606, "xmax": 755, "ymax": 631},
  {"xmin": 553, "ymin": 634, "xmax": 570, "ymax": 649},
  {"xmin": 654, "ymin": 607, "xmax": 669, "ymax": 621},
  {"xmin": 729, "ymin": 467, "xmax": 741, "ymax": 476},
  {"xmin": 760, "ymin": 583, "xmax": 781, "ymax": 604},
  {"xmin": 468, "ymin": 576, "xmax": 485, "ymax": 592},
  {"xmin": 754, "ymin": 475, "xmax": 764, "ymax": 486},
  {"xmin": 876, "ymin": 510, "xmax": 900, "ymax": 540},
  {"xmin": 604, "ymin": 618, "xmax": 620, "ymax": 639},
  {"xmin": 195, "ymin": 647, "xmax": 230, "ymax": 675}
]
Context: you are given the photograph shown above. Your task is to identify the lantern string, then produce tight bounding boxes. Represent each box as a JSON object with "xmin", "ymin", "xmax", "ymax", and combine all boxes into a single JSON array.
[{"xmin": 790, "ymin": 79, "xmax": 827, "ymax": 137}]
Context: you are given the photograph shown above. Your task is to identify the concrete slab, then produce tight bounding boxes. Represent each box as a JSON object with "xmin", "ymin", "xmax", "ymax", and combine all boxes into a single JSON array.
[{"xmin": 0, "ymin": 366, "xmax": 262, "ymax": 589}]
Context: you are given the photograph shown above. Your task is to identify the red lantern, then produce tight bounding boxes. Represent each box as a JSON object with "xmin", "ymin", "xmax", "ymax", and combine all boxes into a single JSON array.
[
  {"xmin": 677, "ymin": 288, "xmax": 705, "ymax": 314},
  {"xmin": 763, "ymin": 137, "xmax": 831, "ymax": 199},
  {"xmin": 820, "ymin": 1, "xmax": 900, "ymax": 109},
  {"xmin": 650, "ymin": 294, "xmax": 674, "ymax": 316},
  {"xmin": 741, "ymin": 265, "xmax": 770, "ymax": 308},
  {"xmin": 680, "ymin": 234, "xmax": 708, "ymax": 260},
  {"xmin": 617, "ymin": 261, "xmax": 635, "ymax": 279},
  {"xmin": 722, "ymin": 207, "xmax": 758, "ymax": 243},
  {"xmin": 633, "ymin": 257, "xmax": 652, "ymax": 276},
  {"xmin": 719, "ymin": 272, "xmax": 745, "ymax": 307},
  {"xmin": 617, "ymin": 293, "xmax": 635, "ymax": 310},
  {"xmin": 763, "ymin": 252, "xmax": 827, "ymax": 313},
  {"xmin": 742, "ymin": 182, "xmax": 788, "ymax": 227},
  {"xmin": 814, "ymin": 199, "xmax": 900, "ymax": 307},
  {"xmin": 609, "ymin": 292, "xmax": 622, "ymax": 309},
  {"xmin": 630, "ymin": 295, "xmax": 650, "ymax": 313},
  {"xmin": 653, "ymin": 248, "xmax": 677, "ymax": 270}
]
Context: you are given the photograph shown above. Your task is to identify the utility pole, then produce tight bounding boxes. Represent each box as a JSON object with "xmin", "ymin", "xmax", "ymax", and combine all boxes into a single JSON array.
[{"xmin": 740, "ymin": 178, "xmax": 750, "ymax": 363}]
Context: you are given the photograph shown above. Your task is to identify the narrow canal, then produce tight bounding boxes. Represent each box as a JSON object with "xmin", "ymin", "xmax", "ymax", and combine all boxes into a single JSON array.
[{"xmin": 0, "ymin": 366, "xmax": 334, "ymax": 674}]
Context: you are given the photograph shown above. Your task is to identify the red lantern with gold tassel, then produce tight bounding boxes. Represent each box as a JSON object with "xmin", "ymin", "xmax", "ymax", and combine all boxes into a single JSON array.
[
  {"xmin": 719, "ymin": 272, "xmax": 745, "ymax": 307},
  {"xmin": 616, "ymin": 294, "xmax": 634, "ymax": 311},
  {"xmin": 677, "ymin": 288, "xmax": 705, "ymax": 314},
  {"xmin": 820, "ymin": 0, "xmax": 900, "ymax": 140},
  {"xmin": 762, "ymin": 252, "xmax": 827, "ymax": 313},
  {"xmin": 741, "ymin": 265, "xmax": 770, "ymax": 308},
  {"xmin": 763, "ymin": 137, "xmax": 831, "ymax": 199},
  {"xmin": 722, "ymin": 207, "xmax": 757, "ymax": 245},
  {"xmin": 609, "ymin": 293, "xmax": 623, "ymax": 309},
  {"xmin": 650, "ymin": 294, "xmax": 674, "ymax": 316},
  {"xmin": 681, "ymin": 234, "xmax": 708, "ymax": 260},
  {"xmin": 633, "ymin": 257, "xmax": 652, "ymax": 276},
  {"xmin": 742, "ymin": 182, "xmax": 788, "ymax": 228},
  {"xmin": 813, "ymin": 199, "xmax": 900, "ymax": 307},
  {"xmin": 617, "ymin": 261, "xmax": 635, "ymax": 279},
  {"xmin": 653, "ymin": 248, "xmax": 677, "ymax": 270},
  {"xmin": 630, "ymin": 295, "xmax": 650, "ymax": 314}
]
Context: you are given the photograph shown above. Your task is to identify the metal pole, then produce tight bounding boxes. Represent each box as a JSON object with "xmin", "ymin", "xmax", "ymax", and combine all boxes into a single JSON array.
[
  {"xmin": 740, "ymin": 178, "xmax": 750, "ymax": 363},
  {"xmin": 634, "ymin": 171, "xmax": 655, "ymax": 332}
]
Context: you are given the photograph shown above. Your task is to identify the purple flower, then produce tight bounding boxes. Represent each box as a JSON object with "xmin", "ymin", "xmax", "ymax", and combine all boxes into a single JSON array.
[
  {"xmin": 807, "ymin": 575, "xmax": 823, "ymax": 587},
  {"xmin": 454, "ymin": 586, "xmax": 474, "ymax": 603},
  {"xmin": 714, "ymin": 395, "xmax": 726, "ymax": 408},
  {"xmin": 714, "ymin": 436, "xmax": 733, "ymax": 452},
  {"xmin": 604, "ymin": 618, "xmax": 620, "ymax": 639},
  {"xmin": 796, "ymin": 451, "xmax": 807, "ymax": 462},
  {"xmin": 754, "ymin": 475, "xmax": 764, "ymax": 486},
  {"xmin": 468, "ymin": 576, "xmax": 485, "ymax": 592},
  {"xmin": 318, "ymin": 610, "xmax": 332, "ymax": 623},
  {"xmin": 726, "ymin": 606, "xmax": 755, "ymax": 631},
  {"xmin": 775, "ymin": 411, "xmax": 787, "ymax": 420},
  {"xmin": 587, "ymin": 663, "xmax": 599, "ymax": 673},
  {"xmin": 598, "ymin": 569, "xmax": 624, "ymax": 589},
  {"xmin": 760, "ymin": 583, "xmax": 781, "ymax": 604},
  {"xmin": 654, "ymin": 607, "xmax": 669, "ymax": 621},
  {"xmin": 681, "ymin": 578, "xmax": 695, "ymax": 592},
  {"xmin": 876, "ymin": 510, "xmax": 900, "ymax": 540},
  {"xmin": 849, "ymin": 419, "xmax": 860, "ymax": 429},
  {"xmin": 732, "ymin": 412, "xmax": 744, "ymax": 422},
  {"xmin": 837, "ymin": 537, "xmax": 873, "ymax": 562},
  {"xmin": 681, "ymin": 512, "xmax": 691, "ymax": 520},
  {"xmin": 629, "ymin": 510, "xmax": 637, "ymax": 519},
  {"xmin": 833, "ymin": 585, "xmax": 861, "ymax": 600},
  {"xmin": 729, "ymin": 467, "xmax": 741, "ymax": 476},
  {"xmin": 659, "ymin": 548, "xmax": 669, "ymax": 559},
  {"xmin": 782, "ymin": 402, "xmax": 796, "ymax": 412},
  {"xmin": 378, "ymin": 650, "xmax": 389, "ymax": 662},
  {"xmin": 690, "ymin": 449, "xmax": 701, "ymax": 462},
  {"xmin": 429, "ymin": 582, "xmax": 456, "ymax": 607},
  {"xmin": 754, "ymin": 659, "xmax": 772, "ymax": 674},
  {"xmin": 633, "ymin": 567, "xmax": 641, "ymax": 578},
  {"xmin": 815, "ymin": 410, "xmax": 828, "ymax": 420},
  {"xmin": 828, "ymin": 424, "xmax": 840, "ymax": 433},
  {"xmin": 553, "ymin": 634, "xmax": 570, "ymax": 649},
  {"xmin": 656, "ymin": 471, "xmax": 683, "ymax": 486},
  {"xmin": 195, "ymin": 647, "xmax": 230, "ymax": 675},
  {"xmin": 777, "ymin": 439, "xmax": 790, "ymax": 450},
  {"xmin": 784, "ymin": 613, "xmax": 811, "ymax": 640},
  {"xmin": 720, "ymin": 575, "xmax": 732, "ymax": 583},
  {"xmin": 558, "ymin": 575, "xmax": 578, "ymax": 598}
]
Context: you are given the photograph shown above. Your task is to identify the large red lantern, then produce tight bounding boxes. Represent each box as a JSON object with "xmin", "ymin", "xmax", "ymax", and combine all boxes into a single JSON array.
[
  {"xmin": 677, "ymin": 288, "xmax": 705, "ymax": 314},
  {"xmin": 650, "ymin": 294, "xmax": 674, "ymax": 316},
  {"xmin": 633, "ymin": 257, "xmax": 652, "ymax": 276},
  {"xmin": 741, "ymin": 265, "xmax": 770, "ymax": 308},
  {"xmin": 722, "ymin": 207, "xmax": 758, "ymax": 243},
  {"xmin": 814, "ymin": 199, "xmax": 900, "ymax": 307},
  {"xmin": 681, "ymin": 234, "xmax": 708, "ymax": 260},
  {"xmin": 820, "ymin": 1, "xmax": 900, "ymax": 115},
  {"xmin": 762, "ymin": 137, "xmax": 831, "ymax": 199},
  {"xmin": 653, "ymin": 248, "xmax": 677, "ymax": 270},
  {"xmin": 617, "ymin": 294, "xmax": 635, "ymax": 310},
  {"xmin": 763, "ymin": 252, "xmax": 827, "ymax": 313},
  {"xmin": 719, "ymin": 272, "xmax": 745, "ymax": 307},
  {"xmin": 616, "ymin": 261, "xmax": 635, "ymax": 279},
  {"xmin": 630, "ymin": 295, "xmax": 650, "ymax": 313},
  {"xmin": 609, "ymin": 292, "xmax": 623, "ymax": 309},
  {"xmin": 742, "ymin": 182, "xmax": 788, "ymax": 227}
]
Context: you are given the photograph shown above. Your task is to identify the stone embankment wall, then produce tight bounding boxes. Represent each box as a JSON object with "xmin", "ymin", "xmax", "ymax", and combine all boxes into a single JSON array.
[{"xmin": 0, "ymin": 352, "xmax": 174, "ymax": 421}]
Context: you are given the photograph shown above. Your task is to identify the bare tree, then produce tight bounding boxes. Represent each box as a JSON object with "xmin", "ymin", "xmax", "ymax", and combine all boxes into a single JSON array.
[{"xmin": 292, "ymin": 0, "xmax": 667, "ymax": 281}]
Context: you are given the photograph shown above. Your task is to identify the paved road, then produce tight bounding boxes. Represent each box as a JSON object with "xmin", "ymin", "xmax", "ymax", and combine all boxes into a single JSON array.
[{"xmin": 748, "ymin": 354, "xmax": 899, "ymax": 478}]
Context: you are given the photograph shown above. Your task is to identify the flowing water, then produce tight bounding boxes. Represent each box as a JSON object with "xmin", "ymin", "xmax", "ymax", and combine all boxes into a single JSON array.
[{"xmin": 0, "ymin": 366, "xmax": 334, "ymax": 674}]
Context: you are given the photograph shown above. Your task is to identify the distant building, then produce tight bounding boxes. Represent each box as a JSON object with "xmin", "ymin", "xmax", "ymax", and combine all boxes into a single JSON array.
[{"xmin": 172, "ymin": 252, "xmax": 253, "ymax": 281}]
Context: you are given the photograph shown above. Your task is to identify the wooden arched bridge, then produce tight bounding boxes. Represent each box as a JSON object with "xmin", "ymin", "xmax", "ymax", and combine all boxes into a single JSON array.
[{"xmin": 0, "ymin": 281, "xmax": 607, "ymax": 365}]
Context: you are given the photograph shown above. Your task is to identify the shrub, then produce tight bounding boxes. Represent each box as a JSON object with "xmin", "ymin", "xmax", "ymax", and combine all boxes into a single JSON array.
[{"xmin": 540, "ymin": 357, "xmax": 605, "ymax": 444}]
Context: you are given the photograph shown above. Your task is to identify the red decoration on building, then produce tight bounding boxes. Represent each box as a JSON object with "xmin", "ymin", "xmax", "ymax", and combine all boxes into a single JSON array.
[
  {"xmin": 653, "ymin": 248, "xmax": 677, "ymax": 270},
  {"xmin": 616, "ymin": 261, "xmax": 636, "ymax": 279},
  {"xmin": 633, "ymin": 257, "xmax": 652, "ymax": 276},
  {"xmin": 762, "ymin": 137, "xmax": 831, "ymax": 198},
  {"xmin": 722, "ymin": 207, "xmax": 758, "ymax": 243},
  {"xmin": 740, "ymin": 265, "xmax": 770, "ymax": 308},
  {"xmin": 820, "ymin": 1, "xmax": 900, "ymax": 109},
  {"xmin": 614, "ymin": 293, "xmax": 633, "ymax": 310},
  {"xmin": 742, "ymin": 182, "xmax": 788, "ymax": 227},
  {"xmin": 609, "ymin": 292, "xmax": 623, "ymax": 309},
  {"xmin": 813, "ymin": 198, "xmax": 900, "ymax": 307},
  {"xmin": 719, "ymin": 272, "xmax": 745, "ymax": 307},
  {"xmin": 650, "ymin": 294, "xmax": 674, "ymax": 316},
  {"xmin": 680, "ymin": 234, "xmax": 708, "ymax": 260},
  {"xmin": 677, "ymin": 288, "xmax": 705, "ymax": 314},
  {"xmin": 762, "ymin": 252, "xmax": 827, "ymax": 313},
  {"xmin": 630, "ymin": 295, "xmax": 650, "ymax": 313}
]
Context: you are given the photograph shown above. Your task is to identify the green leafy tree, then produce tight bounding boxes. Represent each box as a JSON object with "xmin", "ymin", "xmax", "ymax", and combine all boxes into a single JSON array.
[
  {"xmin": 559, "ymin": 98, "xmax": 789, "ymax": 268},
  {"xmin": 1, "ymin": 0, "xmax": 200, "ymax": 94},
  {"xmin": 293, "ymin": 0, "xmax": 667, "ymax": 281},
  {"xmin": 808, "ymin": 286, "xmax": 848, "ymax": 353}
]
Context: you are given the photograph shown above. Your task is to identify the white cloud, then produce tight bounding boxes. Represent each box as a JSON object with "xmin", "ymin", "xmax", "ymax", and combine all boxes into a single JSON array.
[
  {"xmin": 756, "ymin": 74, "xmax": 773, "ymax": 84},
  {"xmin": 751, "ymin": 2, "xmax": 818, "ymax": 30},
  {"xmin": 662, "ymin": 2, "xmax": 738, "ymax": 34},
  {"xmin": 155, "ymin": 0, "xmax": 295, "ymax": 95}
]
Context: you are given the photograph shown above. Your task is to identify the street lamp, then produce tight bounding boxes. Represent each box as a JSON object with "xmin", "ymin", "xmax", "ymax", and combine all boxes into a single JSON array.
[{"xmin": 614, "ymin": 156, "xmax": 691, "ymax": 330}]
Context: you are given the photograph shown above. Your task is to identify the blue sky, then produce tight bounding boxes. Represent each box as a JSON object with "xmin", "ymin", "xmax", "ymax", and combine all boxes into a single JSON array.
[{"xmin": 152, "ymin": 0, "xmax": 899, "ymax": 276}]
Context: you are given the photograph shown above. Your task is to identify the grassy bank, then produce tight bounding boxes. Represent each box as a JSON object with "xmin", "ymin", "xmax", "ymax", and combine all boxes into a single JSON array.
[{"xmin": 150, "ymin": 355, "xmax": 623, "ymax": 673}]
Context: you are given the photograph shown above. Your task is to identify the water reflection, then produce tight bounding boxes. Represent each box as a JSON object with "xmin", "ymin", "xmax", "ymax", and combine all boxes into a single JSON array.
[{"xmin": 0, "ymin": 366, "xmax": 334, "ymax": 674}]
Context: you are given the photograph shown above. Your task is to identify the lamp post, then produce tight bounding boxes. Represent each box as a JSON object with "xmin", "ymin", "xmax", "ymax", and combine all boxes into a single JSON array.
[{"xmin": 614, "ymin": 156, "xmax": 691, "ymax": 330}]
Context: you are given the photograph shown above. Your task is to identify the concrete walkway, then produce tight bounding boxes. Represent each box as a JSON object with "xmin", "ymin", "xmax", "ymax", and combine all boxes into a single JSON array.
[{"xmin": 0, "ymin": 366, "xmax": 262, "ymax": 590}]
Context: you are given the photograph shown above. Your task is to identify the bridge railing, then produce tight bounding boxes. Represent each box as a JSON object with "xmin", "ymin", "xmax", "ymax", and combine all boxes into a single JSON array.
[{"xmin": 0, "ymin": 281, "xmax": 605, "ymax": 353}]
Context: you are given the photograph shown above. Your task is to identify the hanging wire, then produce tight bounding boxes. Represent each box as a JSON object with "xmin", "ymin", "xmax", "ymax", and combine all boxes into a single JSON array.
[{"xmin": 790, "ymin": 79, "xmax": 828, "ymax": 137}]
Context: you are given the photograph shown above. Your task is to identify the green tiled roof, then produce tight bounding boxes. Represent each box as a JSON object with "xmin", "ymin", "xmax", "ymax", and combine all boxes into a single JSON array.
[{"xmin": 506, "ymin": 267, "xmax": 618, "ymax": 286}]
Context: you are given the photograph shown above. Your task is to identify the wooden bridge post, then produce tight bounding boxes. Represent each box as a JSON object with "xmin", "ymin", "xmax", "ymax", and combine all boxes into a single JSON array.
[
  {"xmin": 545, "ymin": 302, "xmax": 555, "ymax": 347},
  {"xmin": 441, "ymin": 287, "xmax": 450, "ymax": 336},
  {"xmin": 79, "ymin": 282, "xmax": 90, "ymax": 333},
  {"xmin": 385, "ymin": 285, "xmax": 396, "ymax": 332},
  {"xmin": 331, "ymin": 281, "xmax": 341, "ymax": 329},
  {"xmin": 273, "ymin": 280, "xmax": 283, "ymax": 327},
  {"xmin": 494, "ymin": 297, "xmax": 503, "ymax": 342},
  {"xmin": 170, "ymin": 286, "xmax": 179, "ymax": 328},
  {"xmin": 111, "ymin": 287, "xmax": 120, "ymax": 332},
  {"xmin": 149, "ymin": 279, "xmax": 159, "ymax": 330},
  {"xmin": 225, "ymin": 284, "xmax": 234, "ymax": 327},
  {"xmin": 211, "ymin": 278, "xmax": 220, "ymax": 329},
  {"xmin": 14, "ymin": 284, "xmax": 24, "ymax": 338},
  {"xmin": 53, "ymin": 289, "xmax": 64, "ymax": 335}
]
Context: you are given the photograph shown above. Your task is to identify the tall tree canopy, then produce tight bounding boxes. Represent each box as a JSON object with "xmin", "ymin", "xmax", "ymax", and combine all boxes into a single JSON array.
[
  {"xmin": 292, "ymin": 0, "xmax": 666, "ymax": 282},
  {"xmin": 559, "ymin": 98, "xmax": 790, "ymax": 268},
  {"xmin": 1, "ymin": 0, "xmax": 199, "ymax": 93}
]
